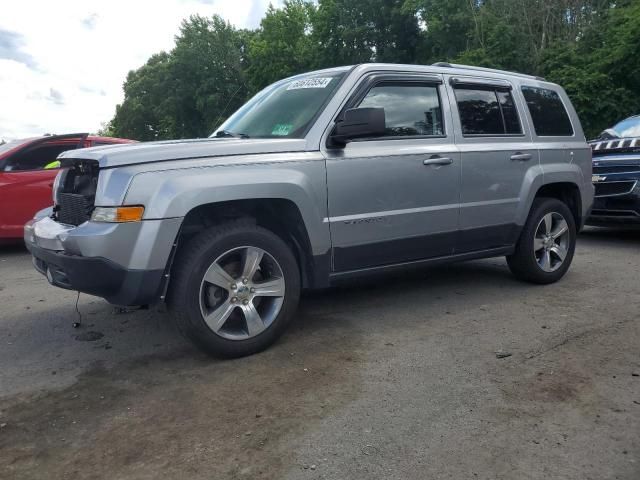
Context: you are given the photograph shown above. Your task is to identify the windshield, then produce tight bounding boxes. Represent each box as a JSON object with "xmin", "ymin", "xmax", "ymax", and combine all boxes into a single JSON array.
[
  {"xmin": 212, "ymin": 71, "xmax": 347, "ymax": 139},
  {"xmin": 0, "ymin": 139, "xmax": 30, "ymax": 157},
  {"xmin": 611, "ymin": 116, "xmax": 640, "ymax": 138}
]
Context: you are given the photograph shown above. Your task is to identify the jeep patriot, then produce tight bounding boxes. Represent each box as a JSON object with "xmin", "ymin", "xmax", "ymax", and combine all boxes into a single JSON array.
[{"xmin": 25, "ymin": 63, "xmax": 594, "ymax": 357}]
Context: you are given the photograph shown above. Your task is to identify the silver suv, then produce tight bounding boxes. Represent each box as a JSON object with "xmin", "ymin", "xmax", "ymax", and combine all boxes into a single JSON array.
[{"xmin": 25, "ymin": 63, "xmax": 594, "ymax": 357}]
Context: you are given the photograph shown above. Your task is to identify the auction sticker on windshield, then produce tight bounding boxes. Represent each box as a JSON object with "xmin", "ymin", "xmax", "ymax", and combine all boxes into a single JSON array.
[
  {"xmin": 272, "ymin": 124, "xmax": 293, "ymax": 136},
  {"xmin": 287, "ymin": 78, "xmax": 333, "ymax": 90}
]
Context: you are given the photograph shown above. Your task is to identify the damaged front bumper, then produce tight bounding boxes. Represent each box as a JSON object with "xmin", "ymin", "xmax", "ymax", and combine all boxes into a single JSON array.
[{"xmin": 24, "ymin": 210, "xmax": 182, "ymax": 306}]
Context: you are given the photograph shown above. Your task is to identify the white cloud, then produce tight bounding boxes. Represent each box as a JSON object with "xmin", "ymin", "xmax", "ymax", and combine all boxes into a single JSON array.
[{"xmin": 0, "ymin": 0, "xmax": 279, "ymax": 140}]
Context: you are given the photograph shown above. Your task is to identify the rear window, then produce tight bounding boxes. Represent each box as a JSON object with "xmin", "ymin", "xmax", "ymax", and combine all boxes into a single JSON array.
[
  {"xmin": 454, "ymin": 88, "xmax": 522, "ymax": 136},
  {"xmin": 521, "ymin": 86, "xmax": 574, "ymax": 136}
]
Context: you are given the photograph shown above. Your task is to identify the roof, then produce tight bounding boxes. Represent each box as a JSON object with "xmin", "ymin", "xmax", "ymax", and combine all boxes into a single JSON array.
[{"xmin": 316, "ymin": 62, "xmax": 547, "ymax": 84}]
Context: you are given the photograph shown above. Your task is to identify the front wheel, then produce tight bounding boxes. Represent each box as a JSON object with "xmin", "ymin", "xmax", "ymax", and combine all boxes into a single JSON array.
[
  {"xmin": 507, "ymin": 198, "xmax": 577, "ymax": 284},
  {"xmin": 168, "ymin": 222, "xmax": 301, "ymax": 358}
]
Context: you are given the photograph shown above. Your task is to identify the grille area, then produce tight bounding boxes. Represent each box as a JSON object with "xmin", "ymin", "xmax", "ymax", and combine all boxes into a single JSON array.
[
  {"xmin": 57, "ymin": 193, "xmax": 93, "ymax": 225},
  {"xmin": 594, "ymin": 181, "xmax": 637, "ymax": 197},
  {"xmin": 53, "ymin": 160, "xmax": 99, "ymax": 226},
  {"xmin": 591, "ymin": 137, "xmax": 640, "ymax": 153},
  {"xmin": 593, "ymin": 165, "xmax": 640, "ymax": 175},
  {"xmin": 591, "ymin": 209, "xmax": 640, "ymax": 218}
]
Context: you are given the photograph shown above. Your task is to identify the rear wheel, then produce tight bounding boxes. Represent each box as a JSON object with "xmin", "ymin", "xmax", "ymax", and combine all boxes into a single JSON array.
[
  {"xmin": 507, "ymin": 198, "xmax": 576, "ymax": 284},
  {"xmin": 168, "ymin": 222, "xmax": 300, "ymax": 358}
]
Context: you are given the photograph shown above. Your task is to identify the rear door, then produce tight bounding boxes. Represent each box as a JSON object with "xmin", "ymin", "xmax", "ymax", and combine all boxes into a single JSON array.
[
  {"xmin": 445, "ymin": 76, "xmax": 538, "ymax": 252},
  {"xmin": 323, "ymin": 73, "xmax": 461, "ymax": 272},
  {"xmin": 0, "ymin": 134, "xmax": 86, "ymax": 238}
]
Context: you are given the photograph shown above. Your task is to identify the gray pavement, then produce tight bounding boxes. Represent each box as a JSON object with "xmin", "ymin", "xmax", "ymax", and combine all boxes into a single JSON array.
[{"xmin": 0, "ymin": 228, "xmax": 638, "ymax": 479}]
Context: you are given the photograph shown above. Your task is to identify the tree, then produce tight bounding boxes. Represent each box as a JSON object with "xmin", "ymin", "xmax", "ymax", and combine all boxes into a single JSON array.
[
  {"xmin": 540, "ymin": 0, "xmax": 640, "ymax": 137},
  {"xmin": 111, "ymin": 15, "xmax": 248, "ymax": 140},
  {"xmin": 312, "ymin": 0, "xmax": 421, "ymax": 67},
  {"xmin": 111, "ymin": 52, "xmax": 176, "ymax": 141},
  {"xmin": 107, "ymin": 2, "xmax": 640, "ymax": 141},
  {"xmin": 408, "ymin": 0, "xmax": 477, "ymax": 63},
  {"xmin": 170, "ymin": 15, "xmax": 250, "ymax": 138},
  {"xmin": 96, "ymin": 121, "xmax": 115, "ymax": 137},
  {"xmin": 246, "ymin": 1, "xmax": 316, "ymax": 93}
]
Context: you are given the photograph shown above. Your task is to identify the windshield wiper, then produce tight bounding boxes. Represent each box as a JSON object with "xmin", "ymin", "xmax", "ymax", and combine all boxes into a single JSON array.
[{"xmin": 214, "ymin": 130, "xmax": 250, "ymax": 139}]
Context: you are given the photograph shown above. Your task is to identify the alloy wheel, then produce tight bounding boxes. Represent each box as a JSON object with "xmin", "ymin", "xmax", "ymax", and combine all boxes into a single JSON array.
[
  {"xmin": 533, "ymin": 212, "xmax": 570, "ymax": 273},
  {"xmin": 199, "ymin": 246, "xmax": 285, "ymax": 340}
]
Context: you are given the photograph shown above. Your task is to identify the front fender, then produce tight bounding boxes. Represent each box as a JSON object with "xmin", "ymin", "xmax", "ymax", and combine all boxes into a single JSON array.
[{"xmin": 123, "ymin": 159, "xmax": 331, "ymax": 255}]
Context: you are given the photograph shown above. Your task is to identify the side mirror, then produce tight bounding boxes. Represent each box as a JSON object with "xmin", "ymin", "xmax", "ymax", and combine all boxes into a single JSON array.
[{"xmin": 331, "ymin": 107, "xmax": 385, "ymax": 146}]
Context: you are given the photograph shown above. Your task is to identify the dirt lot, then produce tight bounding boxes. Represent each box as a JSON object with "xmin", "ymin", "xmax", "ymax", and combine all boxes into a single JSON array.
[{"xmin": 0, "ymin": 228, "xmax": 638, "ymax": 480}]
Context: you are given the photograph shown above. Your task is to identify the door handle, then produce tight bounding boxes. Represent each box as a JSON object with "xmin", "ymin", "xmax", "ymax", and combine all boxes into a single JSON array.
[
  {"xmin": 423, "ymin": 156, "xmax": 453, "ymax": 166},
  {"xmin": 510, "ymin": 152, "xmax": 533, "ymax": 162}
]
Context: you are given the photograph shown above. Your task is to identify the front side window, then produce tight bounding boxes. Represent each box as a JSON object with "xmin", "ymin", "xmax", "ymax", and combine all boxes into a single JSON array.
[
  {"xmin": 357, "ymin": 83, "xmax": 444, "ymax": 137},
  {"xmin": 521, "ymin": 86, "xmax": 573, "ymax": 136},
  {"xmin": 454, "ymin": 87, "xmax": 522, "ymax": 136},
  {"xmin": 3, "ymin": 142, "xmax": 78, "ymax": 172},
  {"xmin": 214, "ymin": 71, "xmax": 347, "ymax": 139}
]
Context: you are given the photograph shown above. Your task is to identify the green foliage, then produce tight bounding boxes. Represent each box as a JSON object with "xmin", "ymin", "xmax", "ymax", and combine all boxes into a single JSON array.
[
  {"xmin": 111, "ymin": 15, "xmax": 248, "ymax": 140},
  {"xmin": 108, "ymin": 0, "xmax": 640, "ymax": 141},
  {"xmin": 247, "ymin": 1, "xmax": 317, "ymax": 93},
  {"xmin": 96, "ymin": 120, "xmax": 115, "ymax": 137},
  {"xmin": 313, "ymin": 0, "xmax": 421, "ymax": 67},
  {"xmin": 408, "ymin": 0, "xmax": 476, "ymax": 62},
  {"xmin": 539, "ymin": 1, "xmax": 640, "ymax": 137},
  {"xmin": 111, "ymin": 52, "xmax": 175, "ymax": 141}
]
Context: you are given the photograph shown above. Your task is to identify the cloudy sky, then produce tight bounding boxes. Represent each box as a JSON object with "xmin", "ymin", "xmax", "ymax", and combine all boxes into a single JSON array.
[{"xmin": 0, "ymin": 0, "xmax": 281, "ymax": 141}]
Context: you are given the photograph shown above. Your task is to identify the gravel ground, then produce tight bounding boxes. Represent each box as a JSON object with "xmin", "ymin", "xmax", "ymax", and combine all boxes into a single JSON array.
[{"xmin": 0, "ymin": 227, "xmax": 638, "ymax": 480}]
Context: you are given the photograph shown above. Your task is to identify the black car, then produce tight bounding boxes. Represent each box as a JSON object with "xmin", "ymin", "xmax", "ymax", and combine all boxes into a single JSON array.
[{"xmin": 587, "ymin": 115, "xmax": 640, "ymax": 226}]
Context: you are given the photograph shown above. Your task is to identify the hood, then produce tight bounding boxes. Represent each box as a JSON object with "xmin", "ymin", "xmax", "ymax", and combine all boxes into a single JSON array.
[
  {"xmin": 58, "ymin": 137, "xmax": 308, "ymax": 168},
  {"xmin": 590, "ymin": 136, "xmax": 640, "ymax": 157}
]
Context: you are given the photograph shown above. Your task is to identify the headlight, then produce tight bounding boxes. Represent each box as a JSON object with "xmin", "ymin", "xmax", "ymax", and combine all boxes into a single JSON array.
[
  {"xmin": 51, "ymin": 168, "xmax": 69, "ymax": 205},
  {"xmin": 91, "ymin": 206, "xmax": 145, "ymax": 223}
]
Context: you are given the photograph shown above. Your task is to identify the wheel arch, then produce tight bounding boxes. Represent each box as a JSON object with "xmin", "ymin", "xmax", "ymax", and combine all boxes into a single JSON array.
[
  {"xmin": 174, "ymin": 198, "xmax": 321, "ymax": 289},
  {"xmin": 517, "ymin": 164, "xmax": 584, "ymax": 229},
  {"xmin": 533, "ymin": 182, "xmax": 582, "ymax": 227}
]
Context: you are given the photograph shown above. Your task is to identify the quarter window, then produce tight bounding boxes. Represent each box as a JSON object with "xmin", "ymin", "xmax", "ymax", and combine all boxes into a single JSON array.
[
  {"xmin": 521, "ymin": 86, "xmax": 574, "ymax": 136},
  {"xmin": 454, "ymin": 87, "xmax": 523, "ymax": 136},
  {"xmin": 357, "ymin": 84, "xmax": 444, "ymax": 137}
]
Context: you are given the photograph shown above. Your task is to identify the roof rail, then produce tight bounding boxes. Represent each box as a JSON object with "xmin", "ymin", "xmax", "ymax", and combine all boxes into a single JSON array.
[{"xmin": 432, "ymin": 62, "xmax": 545, "ymax": 82}]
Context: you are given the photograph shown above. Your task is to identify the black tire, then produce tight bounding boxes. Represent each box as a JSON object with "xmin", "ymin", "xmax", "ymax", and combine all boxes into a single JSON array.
[
  {"xmin": 167, "ymin": 221, "xmax": 301, "ymax": 358},
  {"xmin": 507, "ymin": 197, "xmax": 577, "ymax": 284}
]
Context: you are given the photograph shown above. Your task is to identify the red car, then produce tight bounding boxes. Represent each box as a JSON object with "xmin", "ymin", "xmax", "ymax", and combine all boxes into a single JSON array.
[{"xmin": 0, "ymin": 133, "xmax": 135, "ymax": 240}]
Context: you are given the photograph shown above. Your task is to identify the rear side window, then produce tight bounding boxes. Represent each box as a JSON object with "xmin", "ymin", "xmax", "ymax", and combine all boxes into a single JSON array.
[
  {"xmin": 357, "ymin": 83, "xmax": 444, "ymax": 137},
  {"xmin": 454, "ymin": 88, "xmax": 522, "ymax": 136},
  {"xmin": 521, "ymin": 86, "xmax": 574, "ymax": 136}
]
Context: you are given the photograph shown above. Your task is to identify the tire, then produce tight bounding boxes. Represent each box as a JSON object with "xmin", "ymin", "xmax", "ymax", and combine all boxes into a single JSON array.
[
  {"xmin": 507, "ymin": 197, "xmax": 577, "ymax": 284},
  {"xmin": 167, "ymin": 221, "xmax": 301, "ymax": 358}
]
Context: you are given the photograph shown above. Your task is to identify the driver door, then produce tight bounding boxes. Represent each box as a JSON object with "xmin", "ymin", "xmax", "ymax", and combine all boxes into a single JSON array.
[{"xmin": 323, "ymin": 74, "xmax": 461, "ymax": 272}]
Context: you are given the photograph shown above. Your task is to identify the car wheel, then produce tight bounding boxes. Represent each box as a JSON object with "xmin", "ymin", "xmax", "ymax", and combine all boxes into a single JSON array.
[
  {"xmin": 507, "ymin": 198, "xmax": 576, "ymax": 284},
  {"xmin": 168, "ymin": 221, "xmax": 300, "ymax": 358}
]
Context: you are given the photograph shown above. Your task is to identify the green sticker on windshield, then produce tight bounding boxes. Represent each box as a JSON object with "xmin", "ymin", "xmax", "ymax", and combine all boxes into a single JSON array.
[{"xmin": 272, "ymin": 124, "xmax": 293, "ymax": 136}]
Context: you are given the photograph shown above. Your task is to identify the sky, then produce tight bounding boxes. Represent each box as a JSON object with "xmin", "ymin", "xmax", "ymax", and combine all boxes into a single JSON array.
[{"xmin": 0, "ymin": 0, "xmax": 281, "ymax": 141}]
